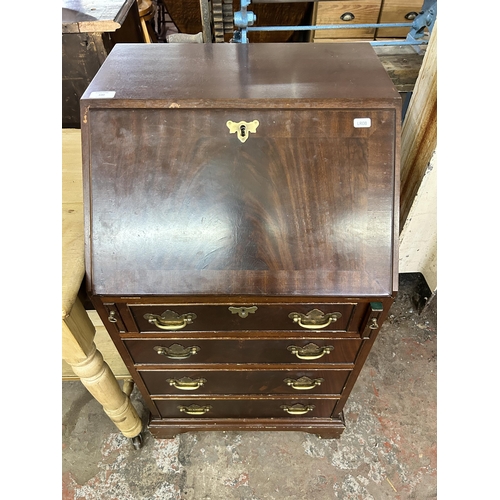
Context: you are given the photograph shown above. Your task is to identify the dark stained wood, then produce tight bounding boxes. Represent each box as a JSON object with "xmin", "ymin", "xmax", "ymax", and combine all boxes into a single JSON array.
[
  {"xmin": 80, "ymin": 42, "xmax": 400, "ymax": 106},
  {"xmin": 123, "ymin": 337, "xmax": 363, "ymax": 364},
  {"xmin": 140, "ymin": 368, "xmax": 351, "ymax": 395},
  {"xmin": 84, "ymin": 43, "xmax": 399, "ymax": 439},
  {"xmin": 148, "ymin": 414, "xmax": 346, "ymax": 439},
  {"xmin": 154, "ymin": 397, "xmax": 337, "ymax": 418},
  {"xmin": 129, "ymin": 302, "xmax": 357, "ymax": 333},
  {"xmin": 82, "ymin": 44, "xmax": 399, "ymax": 297}
]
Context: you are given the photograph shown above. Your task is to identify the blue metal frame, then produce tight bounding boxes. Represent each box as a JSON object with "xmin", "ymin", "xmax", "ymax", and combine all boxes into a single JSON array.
[{"xmin": 231, "ymin": 1, "xmax": 437, "ymax": 47}]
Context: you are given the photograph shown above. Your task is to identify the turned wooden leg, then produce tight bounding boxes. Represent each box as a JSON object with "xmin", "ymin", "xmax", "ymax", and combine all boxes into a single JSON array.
[
  {"xmin": 68, "ymin": 343, "xmax": 143, "ymax": 438},
  {"xmin": 62, "ymin": 298, "xmax": 143, "ymax": 442}
]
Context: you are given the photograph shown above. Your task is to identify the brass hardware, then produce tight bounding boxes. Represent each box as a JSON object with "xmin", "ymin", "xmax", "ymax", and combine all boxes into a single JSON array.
[
  {"xmin": 178, "ymin": 404, "xmax": 212, "ymax": 415},
  {"xmin": 284, "ymin": 376, "xmax": 324, "ymax": 391},
  {"xmin": 226, "ymin": 120, "xmax": 259, "ymax": 143},
  {"xmin": 228, "ymin": 306, "xmax": 258, "ymax": 318},
  {"xmin": 340, "ymin": 12, "xmax": 355, "ymax": 21},
  {"xmin": 369, "ymin": 318, "xmax": 379, "ymax": 330},
  {"xmin": 288, "ymin": 309, "xmax": 342, "ymax": 329},
  {"xmin": 154, "ymin": 344, "xmax": 200, "ymax": 359},
  {"xmin": 287, "ymin": 343, "xmax": 334, "ymax": 360},
  {"xmin": 405, "ymin": 11, "xmax": 418, "ymax": 20},
  {"xmin": 281, "ymin": 403, "xmax": 315, "ymax": 415},
  {"xmin": 167, "ymin": 377, "xmax": 207, "ymax": 390},
  {"xmin": 144, "ymin": 310, "xmax": 197, "ymax": 330},
  {"xmin": 108, "ymin": 311, "xmax": 118, "ymax": 323}
]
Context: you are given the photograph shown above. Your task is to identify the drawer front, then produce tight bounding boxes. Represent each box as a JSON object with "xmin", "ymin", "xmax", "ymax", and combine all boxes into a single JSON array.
[
  {"xmin": 377, "ymin": 0, "xmax": 422, "ymax": 38},
  {"xmin": 129, "ymin": 303, "xmax": 357, "ymax": 333},
  {"xmin": 124, "ymin": 338, "xmax": 362, "ymax": 365},
  {"xmin": 140, "ymin": 369, "xmax": 351, "ymax": 396},
  {"xmin": 155, "ymin": 398, "xmax": 336, "ymax": 419},
  {"xmin": 315, "ymin": 1, "xmax": 382, "ymax": 39}
]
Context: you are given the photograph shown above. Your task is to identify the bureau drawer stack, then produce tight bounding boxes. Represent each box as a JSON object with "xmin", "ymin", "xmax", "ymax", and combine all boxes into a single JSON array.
[
  {"xmin": 81, "ymin": 42, "xmax": 400, "ymax": 438},
  {"xmin": 94, "ymin": 297, "xmax": 390, "ymax": 437}
]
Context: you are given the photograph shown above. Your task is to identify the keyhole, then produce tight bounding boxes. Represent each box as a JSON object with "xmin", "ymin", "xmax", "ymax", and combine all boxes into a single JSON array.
[{"xmin": 240, "ymin": 124, "xmax": 246, "ymax": 137}]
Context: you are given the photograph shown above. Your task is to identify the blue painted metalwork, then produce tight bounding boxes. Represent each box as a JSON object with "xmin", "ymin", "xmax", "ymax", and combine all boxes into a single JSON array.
[
  {"xmin": 232, "ymin": 0, "xmax": 437, "ymax": 47},
  {"xmin": 233, "ymin": 0, "xmax": 256, "ymax": 43},
  {"xmin": 247, "ymin": 23, "xmax": 413, "ymax": 32}
]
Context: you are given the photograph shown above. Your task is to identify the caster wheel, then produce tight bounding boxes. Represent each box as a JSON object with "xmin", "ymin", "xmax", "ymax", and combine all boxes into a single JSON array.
[{"xmin": 131, "ymin": 433, "xmax": 143, "ymax": 450}]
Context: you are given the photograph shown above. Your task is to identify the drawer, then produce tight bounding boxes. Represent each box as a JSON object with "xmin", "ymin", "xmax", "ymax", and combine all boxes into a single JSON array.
[
  {"xmin": 129, "ymin": 303, "xmax": 357, "ymax": 333},
  {"xmin": 376, "ymin": 0, "xmax": 422, "ymax": 38},
  {"xmin": 314, "ymin": 1, "xmax": 382, "ymax": 39},
  {"xmin": 124, "ymin": 338, "xmax": 362, "ymax": 365},
  {"xmin": 154, "ymin": 398, "xmax": 337, "ymax": 419},
  {"xmin": 140, "ymin": 368, "xmax": 351, "ymax": 396}
]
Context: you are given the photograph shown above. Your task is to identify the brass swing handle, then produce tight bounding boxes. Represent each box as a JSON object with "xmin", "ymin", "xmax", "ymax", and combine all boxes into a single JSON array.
[
  {"xmin": 281, "ymin": 404, "xmax": 315, "ymax": 415},
  {"xmin": 178, "ymin": 404, "xmax": 212, "ymax": 415},
  {"xmin": 154, "ymin": 344, "xmax": 200, "ymax": 359},
  {"xmin": 167, "ymin": 377, "xmax": 207, "ymax": 391},
  {"xmin": 287, "ymin": 343, "xmax": 334, "ymax": 360},
  {"xmin": 144, "ymin": 310, "xmax": 197, "ymax": 331},
  {"xmin": 284, "ymin": 376, "xmax": 324, "ymax": 391},
  {"xmin": 288, "ymin": 309, "xmax": 342, "ymax": 330}
]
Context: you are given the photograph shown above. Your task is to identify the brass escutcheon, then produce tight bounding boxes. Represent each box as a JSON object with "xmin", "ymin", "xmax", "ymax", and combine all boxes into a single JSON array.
[
  {"xmin": 167, "ymin": 377, "xmax": 207, "ymax": 391},
  {"xmin": 284, "ymin": 376, "xmax": 324, "ymax": 391},
  {"xmin": 287, "ymin": 343, "xmax": 334, "ymax": 360},
  {"xmin": 154, "ymin": 344, "xmax": 200, "ymax": 359},
  {"xmin": 226, "ymin": 120, "xmax": 259, "ymax": 143},
  {"xmin": 281, "ymin": 403, "xmax": 315, "ymax": 415},
  {"xmin": 144, "ymin": 310, "xmax": 196, "ymax": 330},
  {"xmin": 178, "ymin": 404, "xmax": 212, "ymax": 415},
  {"xmin": 288, "ymin": 309, "xmax": 342, "ymax": 330},
  {"xmin": 228, "ymin": 306, "xmax": 258, "ymax": 318}
]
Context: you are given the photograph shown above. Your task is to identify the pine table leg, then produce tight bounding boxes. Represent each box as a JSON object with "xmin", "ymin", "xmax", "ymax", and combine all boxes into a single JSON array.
[{"xmin": 62, "ymin": 298, "xmax": 143, "ymax": 446}]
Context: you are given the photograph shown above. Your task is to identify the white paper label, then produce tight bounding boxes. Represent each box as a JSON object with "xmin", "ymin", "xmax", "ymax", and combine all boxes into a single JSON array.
[
  {"xmin": 353, "ymin": 118, "xmax": 371, "ymax": 128},
  {"xmin": 89, "ymin": 91, "xmax": 116, "ymax": 99}
]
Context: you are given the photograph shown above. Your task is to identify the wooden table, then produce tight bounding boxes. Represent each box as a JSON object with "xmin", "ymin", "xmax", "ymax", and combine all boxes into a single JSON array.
[{"xmin": 62, "ymin": 129, "xmax": 143, "ymax": 447}]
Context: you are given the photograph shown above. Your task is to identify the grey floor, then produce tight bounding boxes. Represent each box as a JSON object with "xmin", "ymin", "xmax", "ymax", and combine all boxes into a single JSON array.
[{"xmin": 62, "ymin": 273, "xmax": 437, "ymax": 499}]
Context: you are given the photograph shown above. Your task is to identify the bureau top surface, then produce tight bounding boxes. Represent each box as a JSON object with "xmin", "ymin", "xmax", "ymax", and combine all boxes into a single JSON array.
[
  {"xmin": 81, "ymin": 43, "xmax": 400, "ymax": 106},
  {"xmin": 82, "ymin": 43, "xmax": 400, "ymax": 298}
]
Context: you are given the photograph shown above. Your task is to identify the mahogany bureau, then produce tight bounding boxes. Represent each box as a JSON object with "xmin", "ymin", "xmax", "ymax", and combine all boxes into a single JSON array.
[{"xmin": 81, "ymin": 42, "xmax": 401, "ymax": 439}]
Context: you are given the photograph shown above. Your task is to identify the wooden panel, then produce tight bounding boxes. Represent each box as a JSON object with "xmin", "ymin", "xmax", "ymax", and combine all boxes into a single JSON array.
[
  {"xmin": 62, "ymin": 130, "xmax": 85, "ymax": 318},
  {"xmin": 87, "ymin": 108, "xmax": 396, "ymax": 297},
  {"xmin": 314, "ymin": 1, "xmax": 382, "ymax": 39},
  {"xmin": 129, "ymin": 303, "xmax": 357, "ymax": 333},
  {"xmin": 140, "ymin": 368, "xmax": 351, "ymax": 395},
  {"xmin": 80, "ymin": 43, "xmax": 400, "ymax": 105},
  {"xmin": 148, "ymin": 414, "xmax": 346, "ymax": 438},
  {"xmin": 400, "ymin": 21, "xmax": 437, "ymax": 229},
  {"xmin": 377, "ymin": 0, "xmax": 422, "ymax": 38},
  {"xmin": 154, "ymin": 397, "xmax": 337, "ymax": 419},
  {"xmin": 123, "ymin": 338, "xmax": 363, "ymax": 365}
]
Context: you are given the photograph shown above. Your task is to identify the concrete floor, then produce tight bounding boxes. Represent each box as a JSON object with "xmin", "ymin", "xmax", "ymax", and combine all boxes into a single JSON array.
[{"xmin": 62, "ymin": 273, "xmax": 437, "ymax": 500}]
